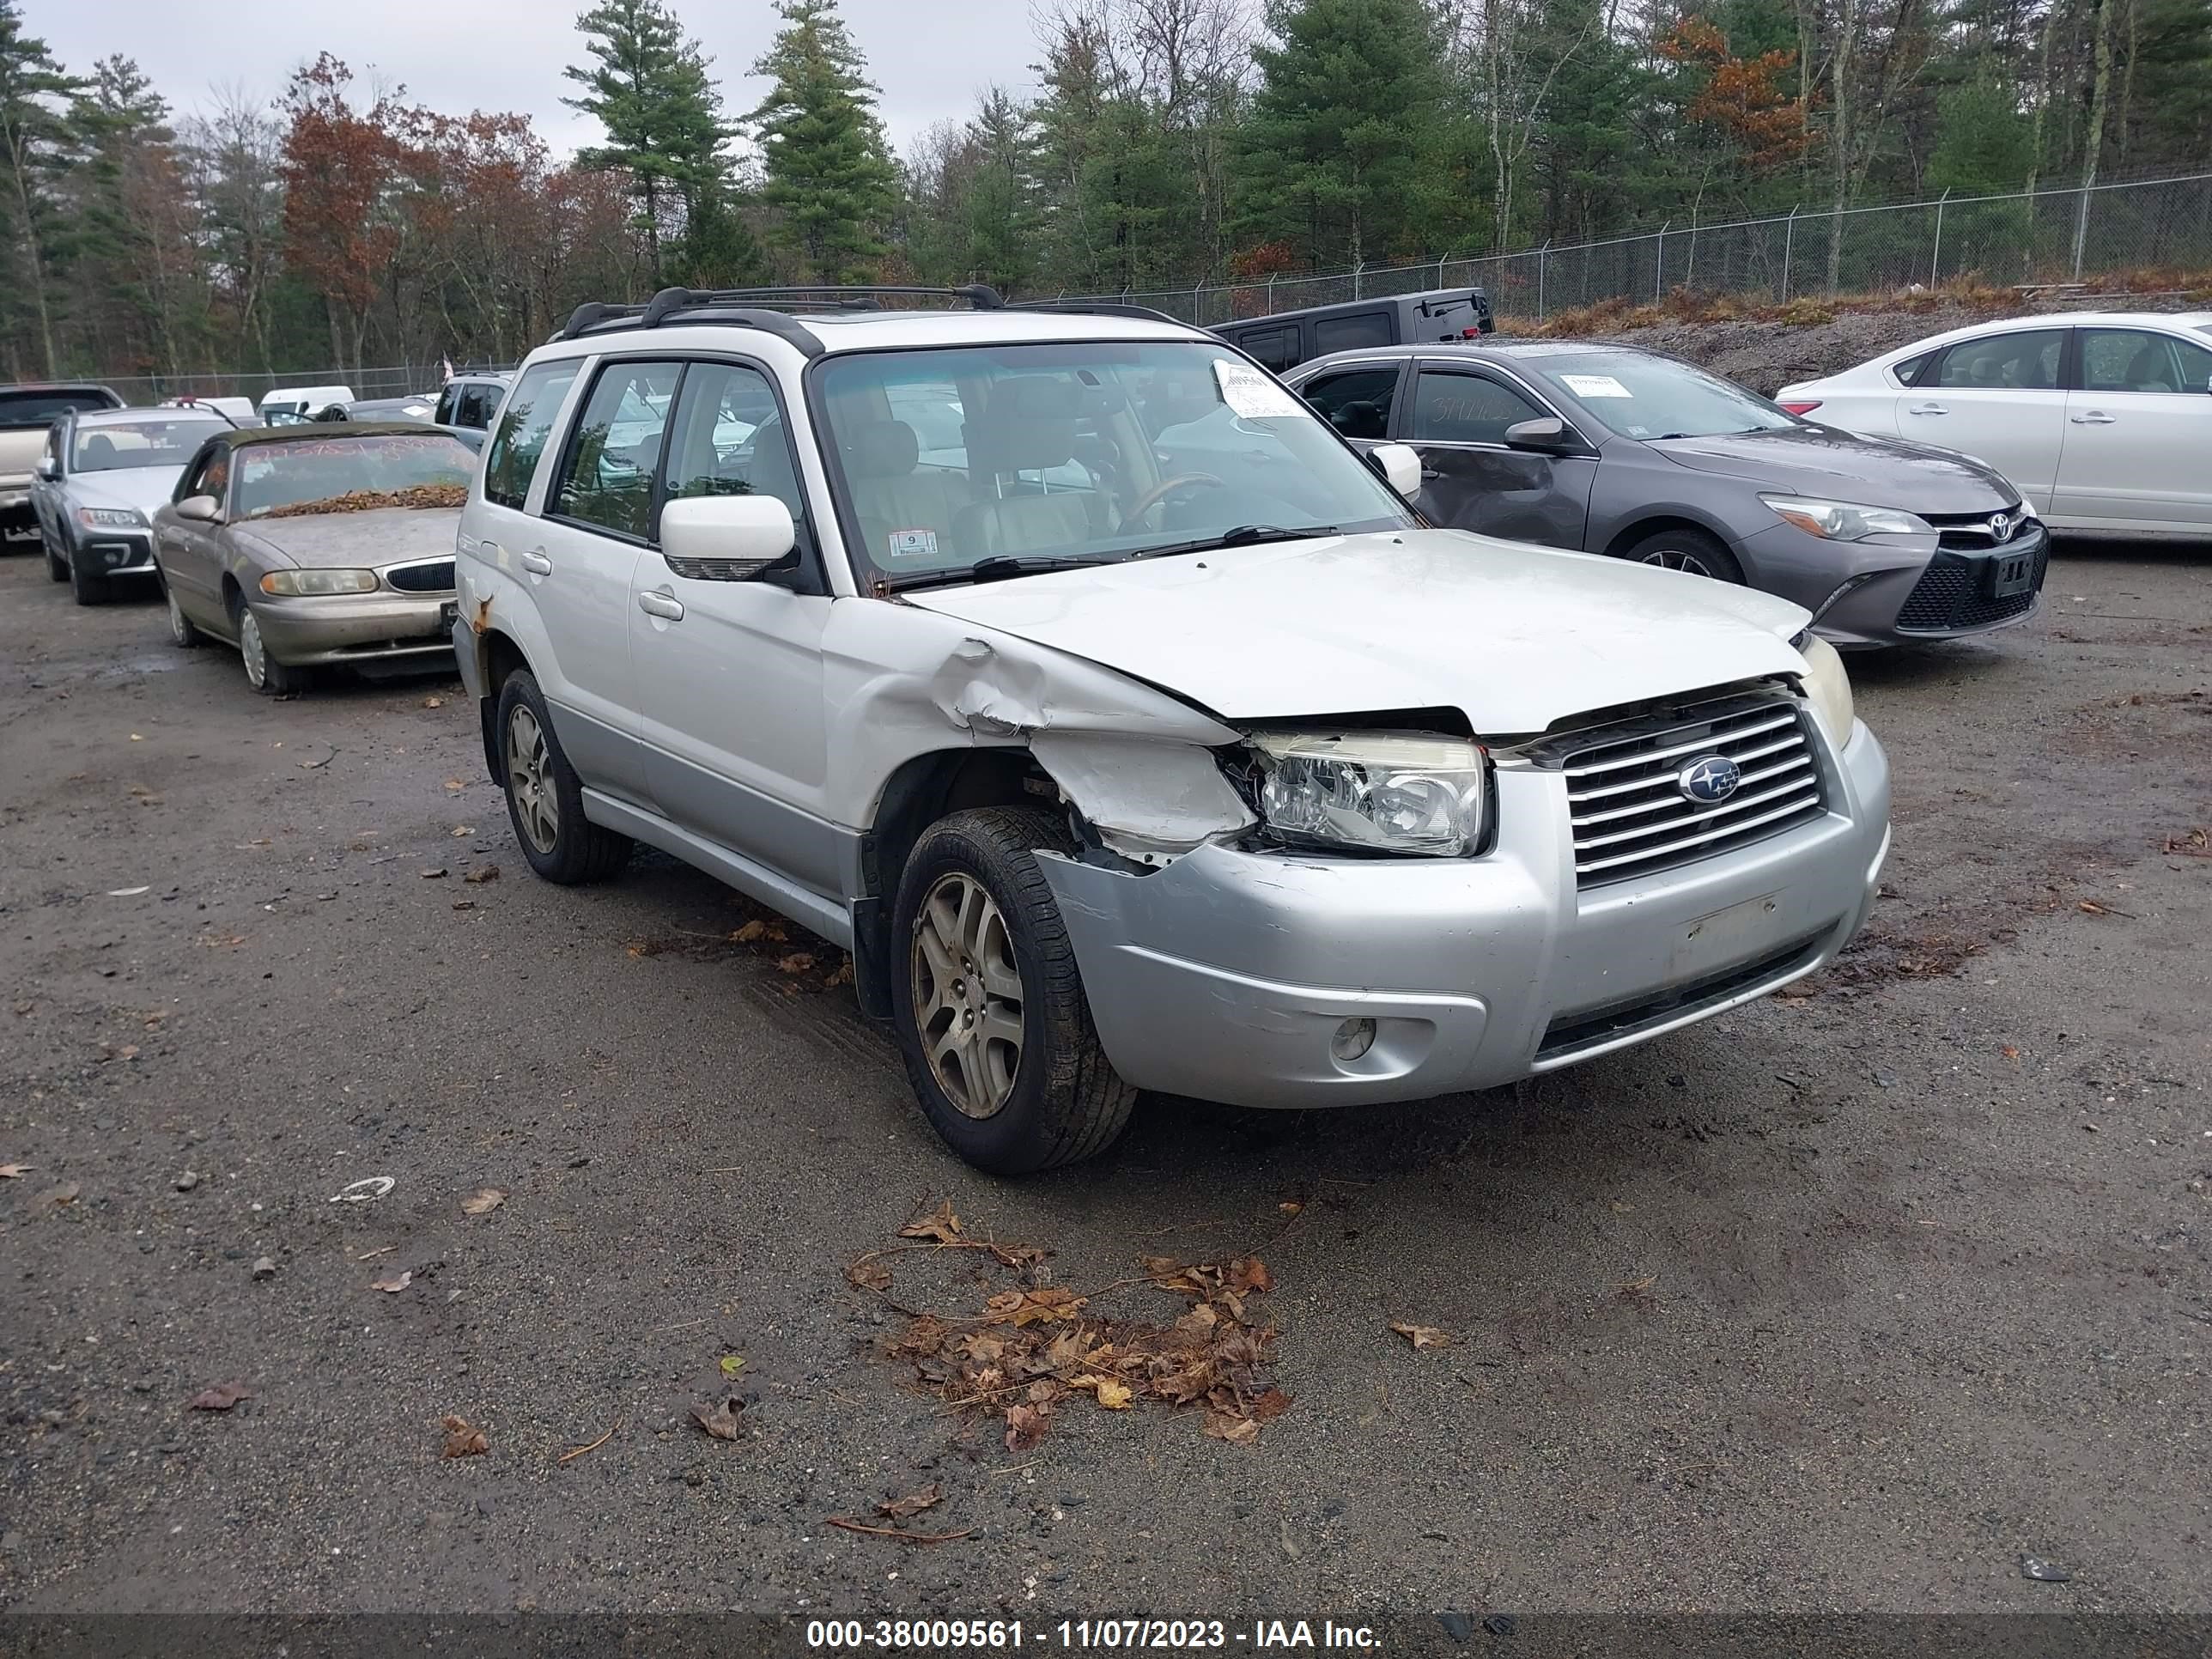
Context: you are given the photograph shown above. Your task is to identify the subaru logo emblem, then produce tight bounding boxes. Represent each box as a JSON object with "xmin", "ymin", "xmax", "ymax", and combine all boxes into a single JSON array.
[
  {"xmin": 1988, "ymin": 512, "xmax": 2014, "ymax": 543},
  {"xmin": 1678, "ymin": 755, "xmax": 1742, "ymax": 805}
]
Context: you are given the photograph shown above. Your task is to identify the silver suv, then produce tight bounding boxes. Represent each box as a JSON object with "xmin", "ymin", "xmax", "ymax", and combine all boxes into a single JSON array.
[{"xmin": 452, "ymin": 287, "xmax": 1891, "ymax": 1173}]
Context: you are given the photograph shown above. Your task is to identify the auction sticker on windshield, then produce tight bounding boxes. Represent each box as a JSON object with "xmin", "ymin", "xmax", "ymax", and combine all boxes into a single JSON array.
[
  {"xmin": 886, "ymin": 528, "xmax": 939, "ymax": 561},
  {"xmin": 1560, "ymin": 374, "xmax": 1633, "ymax": 398},
  {"xmin": 1213, "ymin": 359, "xmax": 1305, "ymax": 419}
]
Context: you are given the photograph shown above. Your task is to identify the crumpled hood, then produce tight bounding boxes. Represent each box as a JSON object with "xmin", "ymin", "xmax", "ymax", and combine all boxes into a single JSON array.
[
  {"xmin": 72, "ymin": 466, "xmax": 185, "ymax": 518},
  {"xmin": 233, "ymin": 506, "xmax": 461, "ymax": 569},
  {"xmin": 1650, "ymin": 425, "xmax": 2015, "ymax": 513},
  {"xmin": 901, "ymin": 528, "xmax": 1813, "ymax": 734}
]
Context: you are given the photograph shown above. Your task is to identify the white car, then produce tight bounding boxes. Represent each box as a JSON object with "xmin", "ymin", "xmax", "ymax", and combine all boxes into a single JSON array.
[
  {"xmin": 451, "ymin": 289, "xmax": 1890, "ymax": 1174},
  {"xmin": 1778, "ymin": 312, "xmax": 2212, "ymax": 537}
]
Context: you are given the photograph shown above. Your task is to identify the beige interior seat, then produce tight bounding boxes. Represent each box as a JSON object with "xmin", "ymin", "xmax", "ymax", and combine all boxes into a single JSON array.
[
  {"xmin": 954, "ymin": 379, "xmax": 1101, "ymax": 559},
  {"xmin": 844, "ymin": 418, "xmax": 964, "ymax": 563}
]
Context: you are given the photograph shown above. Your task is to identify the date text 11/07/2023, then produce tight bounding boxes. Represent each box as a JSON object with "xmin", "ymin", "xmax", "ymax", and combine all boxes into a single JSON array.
[{"xmin": 805, "ymin": 1619, "xmax": 1383, "ymax": 1650}]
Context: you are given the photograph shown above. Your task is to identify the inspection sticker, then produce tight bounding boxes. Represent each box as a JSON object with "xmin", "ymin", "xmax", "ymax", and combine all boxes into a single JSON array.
[
  {"xmin": 885, "ymin": 527, "xmax": 939, "ymax": 561},
  {"xmin": 1212, "ymin": 359, "xmax": 1306, "ymax": 418},
  {"xmin": 1560, "ymin": 374, "xmax": 1633, "ymax": 398}
]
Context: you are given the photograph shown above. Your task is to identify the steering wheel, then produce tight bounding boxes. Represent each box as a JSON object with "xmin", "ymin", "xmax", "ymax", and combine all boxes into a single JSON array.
[{"xmin": 1115, "ymin": 472, "xmax": 1225, "ymax": 533}]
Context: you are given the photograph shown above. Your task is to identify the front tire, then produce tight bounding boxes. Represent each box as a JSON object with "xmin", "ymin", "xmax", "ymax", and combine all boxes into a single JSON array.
[
  {"xmin": 68, "ymin": 549, "xmax": 112, "ymax": 606},
  {"xmin": 1620, "ymin": 526, "xmax": 1745, "ymax": 583},
  {"xmin": 46, "ymin": 541, "xmax": 67, "ymax": 582},
  {"xmin": 236, "ymin": 604, "xmax": 303, "ymax": 696},
  {"xmin": 890, "ymin": 807, "xmax": 1136, "ymax": 1175},
  {"xmin": 495, "ymin": 669, "xmax": 630, "ymax": 884}
]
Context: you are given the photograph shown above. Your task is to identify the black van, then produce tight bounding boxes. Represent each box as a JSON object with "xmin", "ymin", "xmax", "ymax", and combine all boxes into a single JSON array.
[{"xmin": 1212, "ymin": 289, "xmax": 1494, "ymax": 374}]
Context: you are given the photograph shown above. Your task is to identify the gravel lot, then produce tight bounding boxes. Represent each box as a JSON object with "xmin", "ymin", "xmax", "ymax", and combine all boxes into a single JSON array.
[{"xmin": 1, "ymin": 544, "xmax": 2207, "ymax": 1628}]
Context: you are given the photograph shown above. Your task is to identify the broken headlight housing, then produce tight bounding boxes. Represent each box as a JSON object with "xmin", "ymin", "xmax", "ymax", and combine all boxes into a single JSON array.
[
  {"xmin": 1249, "ymin": 731, "xmax": 1489, "ymax": 857},
  {"xmin": 1792, "ymin": 630, "xmax": 1856, "ymax": 748}
]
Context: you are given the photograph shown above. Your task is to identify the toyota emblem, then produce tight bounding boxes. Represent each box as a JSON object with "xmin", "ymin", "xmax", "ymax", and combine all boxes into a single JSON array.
[{"xmin": 1988, "ymin": 512, "xmax": 2014, "ymax": 543}]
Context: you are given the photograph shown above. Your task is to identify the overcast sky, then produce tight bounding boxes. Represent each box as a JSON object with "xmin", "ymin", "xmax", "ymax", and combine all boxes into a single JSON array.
[{"xmin": 30, "ymin": 0, "xmax": 1044, "ymax": 155}]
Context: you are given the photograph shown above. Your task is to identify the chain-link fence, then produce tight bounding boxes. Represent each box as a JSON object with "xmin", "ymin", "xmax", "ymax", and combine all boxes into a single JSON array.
[{"xmin": 1069, "ymin": 171, "xmax": 2212, "ymax": 327}]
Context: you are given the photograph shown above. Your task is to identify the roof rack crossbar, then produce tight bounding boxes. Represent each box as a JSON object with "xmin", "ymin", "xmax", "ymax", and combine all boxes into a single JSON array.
[{"xmin": 1006, "ymin": 299, "xmax": 1188, "ymax": 325}]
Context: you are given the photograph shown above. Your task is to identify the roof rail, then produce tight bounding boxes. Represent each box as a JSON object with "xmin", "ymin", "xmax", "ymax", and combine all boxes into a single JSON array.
[
  {"xmin": 553, "ymin": 283, "xmax": 1010, "ymax": 352},
  {"xmin": 1008, "ymin": 299, "xmax": 1189, "ymax": 326},
  {"xmin": 641, "ymin": 283, "xmax": 1006, "ymax": 312}
]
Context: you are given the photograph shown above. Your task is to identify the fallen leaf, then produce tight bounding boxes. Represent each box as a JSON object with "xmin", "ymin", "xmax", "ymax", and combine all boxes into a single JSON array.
[
  {"xmin": 464, "ymin": 866, "xmax": 500, "ymax": 885},
  {"xmin": 460, "ymin": 1188, "xmax": 505, "ymax": 1216},
  {"xmin": 372, "ymin": 1270, "xmax": 413, "ymax": 1293},
  {"xmin": 107, "ymin": 884, "xmax": 151, "ymax": 896},
  {"xmin": 1202, "ymin": 1411, "xmax": 1260, "ymax": 1444},
  {"xmin": 40, "ymin": 1182, "xmax": 80, "ymax": 1208},
  {"xmin": 1619, "ymin": 1273, "xmax": 1658, "ymax": 1296},
  {"xmin": 719, "ymin": 1353, "xmax": 747, "ymax": 1379},
  {"xmin": 443, "ymin": 777, "xmax": 466, "ymax": 793},
  {"xmin": 1390, "ymin": 1322, "xmax": 1451, "ymax": 1351},
  {"xmin": 1003, "ymin": 1402, "xmax": 1052, "ymax": 1452},
  {"xmin": 440, "ymin": 1413, "xmax": 488, "ymax": 1458},
  {"xmin": 0, "ymin": 1162, "xmax": 31, "ymax": 1178},
  {"xmin": 776, "ymin": 951, "xmax": 816, "ymax": 975},
  {"xmin": 1093, "ymin": 1376, "xmax": 1133, "ymax": 1410},
  {"xmin": 845, "ymin": 1256, "xmax": 893, "ymax": 1292},
  {"xmin": 422, "ymin": 696, "xmax": 445, "ymax": 709},
  {"xmin": 731, "ymin": 919, "xmax": 768, "ymax": 943},
  {"xmin": 451, "ymin": 825, "xmax": 474, "ymax": 838},
  {"xmin": 898, "ymin": 1198, "xmax": 963, "ymax": 1244},
  {"xmin": 2002, "ymin": 1045, "xmax": 2021, "ymax": 1061},
  {"xmin": 984, "ymin": 1286, "xmax": 1086, "ymax": 1327},
  {"xmin": 187, "ymin": 1382, "xmax": 252, "ymax": 1412},
  {"xmin": 692, "ymin": 1397, "xmax": 744, "ymax": 1441},
  {"xmin": 875, "ymin": 1483, "xmax": 944, "ymax": 1520},
  {"xmin": 419, "ymin": 867, "xmax": 449, "ymax": 880},
  {"xmin": 1610, "ymin": 1200, "xmax": 1635, "ymax": 1214},
  {"xmin": 823, "ymin": 958, "xmax": 854, "ymax": 988},
  {"xmin": 1278, "ymin": 1200, "xmax": 1304, "ymax": 1217},
  {"xmin": 1225, "ymin": 1256, "xmax": 1273, "ymax": 1295},
  {"xmin": 1247, "ymin": 1387, "xmax": 1294, "ymax": 1423}
]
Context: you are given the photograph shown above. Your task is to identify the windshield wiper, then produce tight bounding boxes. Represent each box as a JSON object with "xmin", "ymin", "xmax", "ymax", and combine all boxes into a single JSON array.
[
  {"xmin": 1129, "ymin": 523, "xmax": 1340, "ymax": 562},
  {"xmin": 879, "ymin": 554, "xmax": 1116, "ymax": 593}
]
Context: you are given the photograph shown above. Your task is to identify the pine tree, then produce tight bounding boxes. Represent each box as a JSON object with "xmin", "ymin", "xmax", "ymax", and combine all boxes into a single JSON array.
[
  {"xmin": 750, "ymin": 0, "xmax": 897, "ymax": 283},
  {"xmin": 963, "ymin": 88, "xmax": 1041, "ymax": 296},
  {"xmin": 563, "ymin": 0, "xmax": 733, "ymax": 286},
  {"xmin": 1237, "ymin": 0, "xmax": 1455, "ymax": 270},
  {"xmin": 0, "ymin": 0, "xmax": 82, "ymax": 376}
]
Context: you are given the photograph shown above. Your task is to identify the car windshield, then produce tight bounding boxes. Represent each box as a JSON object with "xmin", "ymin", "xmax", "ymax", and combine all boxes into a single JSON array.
[
  {"xmin": 1, "ymin": 390, "xmax": 114, "ymax": 424},
  {"xmin": 814, "ymin": 340, "xmax": 1413, "ymax": 586},
  {"xmin": 232, "ymin": 434, "xmax": 477, "ymax": 518},
  {"xmin": 72, "ymin": 418, "xmax": 227, "ymax": 472},
  {"xmin": 1526, "ymin": 351, "xmax": 1796, "ymax": 440}
]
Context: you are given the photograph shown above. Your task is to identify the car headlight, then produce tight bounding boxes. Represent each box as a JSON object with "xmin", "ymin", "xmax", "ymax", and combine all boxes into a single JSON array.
[
  {"xmin": 259, "ymin": 568, "xmax": 379, "ymax": 596},
  {"xmin": 1792, "ymin": 631, "xmax": 1856, "ymax": 748},
  {"xmin": 1250, "ymin": 731, "xmax": 1488, "ymax": 857},
  {"xmin": 77, "ymin": 506, "xmax": 146, "ymax": 528},
  {"xmin": 1762, "ymin": 495, "xmax": 1931, "ymax": 541}
]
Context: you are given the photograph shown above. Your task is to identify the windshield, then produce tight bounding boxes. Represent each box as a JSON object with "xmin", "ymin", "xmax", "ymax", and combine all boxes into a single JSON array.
[
  {"xmin": 814, "ymin": 341, "xmax": 1412, "ymax": 585},
  {"xmin": 1526, "ymin": 351, "xmax": 1796, "ymax": 440},
  {"xmin": 233, "ymin": 434, "xmax": 477, "ymax": 518},
  {"xmin": 73, "ymin": 418, "xmax": 227, "ymax": 472},
  {"xmin": 1, "ymin": 390, "xmax": 115, "ymax": 425}
]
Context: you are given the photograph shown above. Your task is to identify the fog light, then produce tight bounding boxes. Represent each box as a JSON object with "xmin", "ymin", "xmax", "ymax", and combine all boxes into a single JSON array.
[
  {"xmin": 1332, "ymin": 1018, "xmax": 1376, "ymax": 1062},
  {"xmin": 102, "ymin": 547, "xmax": 126, "ymax": 569}
]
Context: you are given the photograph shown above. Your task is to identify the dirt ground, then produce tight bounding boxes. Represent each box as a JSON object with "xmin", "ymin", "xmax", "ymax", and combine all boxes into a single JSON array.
[{"xmin": 0, "ymin": 543, "xmax": 2208, "ymax": 1635}]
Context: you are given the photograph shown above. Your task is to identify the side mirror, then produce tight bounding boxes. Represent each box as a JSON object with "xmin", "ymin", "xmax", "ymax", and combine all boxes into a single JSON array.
[
  {"xmin": 1366, "ymin": 442, "xmax": 1423, "ymax": 499},
  {"xmin": 35, "ymin": 461, "xmax": 59, "ymax": 482},
  {"xmin": 660, "ymin": 493, "xmax": 797, "ymax": 580},
  {"xmin": 1504, "ymin": 416, "xmax": 1576, "ymax": 453},
  {"xmin": 174, "ymin": 495, "xmax": 221, "ymax": 523}
]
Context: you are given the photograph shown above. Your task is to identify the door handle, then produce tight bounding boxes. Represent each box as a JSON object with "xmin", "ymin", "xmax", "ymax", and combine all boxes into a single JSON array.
[
  {"xmin": 637, "ymin": 590, "xmax": 684, "ymax": 622},
  {"xmin": 1906, "ymin": 403, "xmax": 1948, "ymax": 416},
  {"xmin": 519, "ymin": 550, "xmax": 553, "ymax": 575},
  {"xmin": 2069, "ymin": 410, "xmax": 2117, "ymax": 425}
]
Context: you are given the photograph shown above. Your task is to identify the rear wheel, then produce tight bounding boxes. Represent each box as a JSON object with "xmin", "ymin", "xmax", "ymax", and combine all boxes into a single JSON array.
[
  {"xmin": 236, "ymin": 604, "xmax": 303, "ymax": 696},
  {"xmin": 162, "ymin": 575, "xmax": 204, "ymax": 647},
  {"xmin": 1621, "ymin": 526, "xmax": 1745, "ymax": 583},
  {"xmin": 496, "ymin": 669, "xmax": 630, "ymax": 884},
  {"xmin": 890, "ymin": 806, "xmax": 1136, "ymax": 1174}
]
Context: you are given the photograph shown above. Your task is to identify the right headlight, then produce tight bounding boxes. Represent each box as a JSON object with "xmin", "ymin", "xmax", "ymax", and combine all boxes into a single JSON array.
[
  {"xmin": 1793, "ymin": 631, "xmax": 1856, "ymax": 748},
  {"xmin": 1249, "ymin": 731, "xmax": 1489, "ymax": 857},
  {"xmin": 1761, "ymin": 494, "xmax": 1931, "ymax": 541},
  {"xmin": 260, "ymin": 568, "xmax": 379, "ymax": 596}
]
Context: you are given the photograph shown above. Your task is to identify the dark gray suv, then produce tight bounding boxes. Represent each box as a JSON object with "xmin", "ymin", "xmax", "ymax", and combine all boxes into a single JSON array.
[{"xmin": 1284, "ymin": 341, "xmax": 2048, "ymax": 647}]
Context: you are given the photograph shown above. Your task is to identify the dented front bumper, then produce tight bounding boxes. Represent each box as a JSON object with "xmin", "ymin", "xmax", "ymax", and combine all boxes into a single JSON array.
[{"xmin": 1036, "ymin": 721, "xmax": 1889, "ymax": 1109}]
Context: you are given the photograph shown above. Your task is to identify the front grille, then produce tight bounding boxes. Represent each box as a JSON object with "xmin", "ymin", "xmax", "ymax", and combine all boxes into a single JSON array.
[
  {"xmin": 384, "ymin": 558, "xmax": 455, "ymax": 593},
  {"xmin": 1553, "ymin": 692, "xmax": 1826, "ymax": 887},
  {"xmin": 1895, "ymin": 538, "xmax": 2047, "ymax": 633},
  {"xmin": 1535, "ymin": 930, "xmax": 1829, "ymax": 1062}
]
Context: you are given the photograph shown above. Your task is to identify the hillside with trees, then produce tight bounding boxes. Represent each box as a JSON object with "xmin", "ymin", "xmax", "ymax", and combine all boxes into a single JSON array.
[{"xmin": 0, "ymin": 0, "xmax": 2205, "ymax": 382}]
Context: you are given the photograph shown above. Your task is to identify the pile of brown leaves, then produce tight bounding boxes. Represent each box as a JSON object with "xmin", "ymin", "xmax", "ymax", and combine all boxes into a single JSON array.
[
  {"xmin": 263, "ymin": 484, "xmax": 467, "ymax": 519},
  {"xmin": 858, "ymin": 1203, "xmax": 1291, "ymax": 1449}
]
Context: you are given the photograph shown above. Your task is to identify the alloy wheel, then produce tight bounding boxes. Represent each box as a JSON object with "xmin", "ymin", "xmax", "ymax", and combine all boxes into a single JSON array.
[
  {"xmin": 910, "ymin": 871, "xmax": 1024, "ymax": 1120},
  {"xmin": 505, "ymin": 702, "xmax": 559, "ymax": 855},
  {"xmin": 1639, "ymin": 548, "xmax": 1716, "ymax": 577}
]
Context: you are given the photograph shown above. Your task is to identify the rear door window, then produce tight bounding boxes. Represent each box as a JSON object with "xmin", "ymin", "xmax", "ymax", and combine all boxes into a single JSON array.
[
  {"xmin": 483, "ymin": 361, "xmax": 582, "ymax": 511},
  {"xmin": 1298, "ymin": 365, "xmax": 1401, "ymax": 440},
  {"xmin": 1932, "ymin": 331, "xmax": 2065, "ymax": 391},
  {"xmin": 550, "ymin": 360, "xmax": 682, "ymax": 539}
]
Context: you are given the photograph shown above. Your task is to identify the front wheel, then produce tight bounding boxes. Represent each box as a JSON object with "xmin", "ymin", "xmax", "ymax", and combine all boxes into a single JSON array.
[
  {"xmin": 495, "ymin": 669, "xmax": 631, "ymax": 884},
  {"xmin": 1620, "ymin": 526, "xmax": 1745, "ymax": 583},
  {"xmin": 236, "ymin": 605, "xmax": 303, "ymax": 696},
  {"xmin": 46, "ymin": 544, "xmax": 67, "ymax": 582},
  {"xmin": 67, "ymin": 549, "xmax": 112, "ymax": 606},
  {"xmin": 890, "ymin": 807, "xmax": 1136, "ymax": 1174}
]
